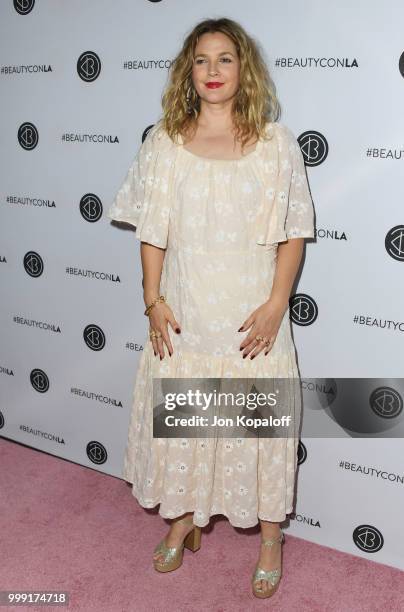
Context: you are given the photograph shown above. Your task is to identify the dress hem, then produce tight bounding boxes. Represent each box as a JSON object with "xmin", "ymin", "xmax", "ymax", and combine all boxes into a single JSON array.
[{"xmin": 123, "ymin": 475, "xmax": 293, "ymax": 529}]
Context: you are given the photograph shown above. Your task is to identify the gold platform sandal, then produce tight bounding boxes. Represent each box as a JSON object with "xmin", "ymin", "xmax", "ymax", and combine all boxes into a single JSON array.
[
  {"xmin": 153, "ymin": 515, "xmax": 202, "ymax": 573},
  {"xmin": 252, "ymin": 529, "xmax": 285, "ymax": 598}
]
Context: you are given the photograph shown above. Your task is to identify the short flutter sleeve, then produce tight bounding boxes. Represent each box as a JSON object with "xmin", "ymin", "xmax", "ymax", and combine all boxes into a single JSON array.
[
  {"xmin": 256, "ymin": 122, "xmax": 315, "ymax": 248},
  {"xmin": 106, "ymin": 121, "xmax": 175, "ymax": 249}
]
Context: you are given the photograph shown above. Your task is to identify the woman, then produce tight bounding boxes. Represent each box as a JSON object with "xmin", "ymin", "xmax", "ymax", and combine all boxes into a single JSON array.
[{"xmin": 107, "ymin": 17, "xmax": 315, "ymax": 599}]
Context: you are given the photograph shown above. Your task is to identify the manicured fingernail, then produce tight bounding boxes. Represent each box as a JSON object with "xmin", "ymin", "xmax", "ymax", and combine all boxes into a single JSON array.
[
  {"xmin": 239, "ymin": 347, "xmax": 243, "ymax": 351},
  {"xmin": 176, "ymin": 328, "xmax": 181, "ymax": 333},
  {"xmin": 154, "ymin": 351, "xmax": 157, "ymax": 356},
  {"xmin": 243, "ymin": 354, "xmax": 246, "ymax": 359},
  {"xmin": 169, "ymin": 352, "xmax": 172, "ymax": 357},
  {"xmin": 238, "ymin": 327, "xmax": 243, "ymax": 332},
  {"xmin": 160, "ymin": 355, "xmax": 162, "ymax": 360},
  {"xmin": 250, "ymin": 355, "xmax": 255, "ymax": 360}
]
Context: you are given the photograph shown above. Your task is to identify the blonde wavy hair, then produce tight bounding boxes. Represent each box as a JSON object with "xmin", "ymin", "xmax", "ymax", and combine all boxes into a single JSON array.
[{"xmin": 160, "ymin": 17, "xmax": 281, "ymax": 152}]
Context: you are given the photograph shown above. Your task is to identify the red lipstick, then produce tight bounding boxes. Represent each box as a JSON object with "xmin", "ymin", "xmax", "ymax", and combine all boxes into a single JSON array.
[{"xmin": 205, "ymin": 82, "xmax": 224, "ymax": 89}]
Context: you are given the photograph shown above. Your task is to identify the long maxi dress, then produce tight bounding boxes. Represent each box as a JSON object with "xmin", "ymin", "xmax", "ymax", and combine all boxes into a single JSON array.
[{"xmin": 107, "ymin": 119, "xmax": 315, "ymax": 529}]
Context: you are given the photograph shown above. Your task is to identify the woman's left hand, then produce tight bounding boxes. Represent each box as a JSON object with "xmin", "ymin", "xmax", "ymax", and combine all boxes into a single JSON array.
[{"xmin": 238, "ymin": 297, "xmax": 289, "ymax": 359}]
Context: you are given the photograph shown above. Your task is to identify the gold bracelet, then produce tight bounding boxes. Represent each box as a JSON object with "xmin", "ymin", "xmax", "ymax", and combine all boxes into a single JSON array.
[{"xmin": 144, "ymin": 295, "xmax": 166, "ymax": 317}]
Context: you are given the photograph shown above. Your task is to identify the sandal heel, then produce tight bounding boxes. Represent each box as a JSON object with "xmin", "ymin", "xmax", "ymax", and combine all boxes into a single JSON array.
[{"xmin": 184, "ymin": 526, "xmax": 201, "ymax": 552}]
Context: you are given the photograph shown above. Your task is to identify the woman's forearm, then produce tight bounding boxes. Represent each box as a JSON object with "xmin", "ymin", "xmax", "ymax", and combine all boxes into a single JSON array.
[
  {"xmin": 140, "ymin": 242, "xmax": 166, "ymax": 306},
  {"xmin": 268, "ymin": 238, "xmax": 305, "ymax": 313}
]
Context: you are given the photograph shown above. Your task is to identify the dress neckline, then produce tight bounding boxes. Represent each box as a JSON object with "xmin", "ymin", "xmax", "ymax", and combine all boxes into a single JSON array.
[{"xmin": 177, "ymin": 130, "xmax": 263, "ymax": 163}]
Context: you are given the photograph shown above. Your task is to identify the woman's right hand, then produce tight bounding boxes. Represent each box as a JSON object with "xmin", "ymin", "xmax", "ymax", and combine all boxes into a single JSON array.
[{"xmin": 148, "ymin": 302, "xmax": 181, "ymax": 359}]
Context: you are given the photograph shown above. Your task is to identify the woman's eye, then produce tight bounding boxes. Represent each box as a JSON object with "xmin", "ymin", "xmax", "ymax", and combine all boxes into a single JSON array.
[{"xmin": 194, "ymin": 57, "xmax": 232, "ymax": 64}]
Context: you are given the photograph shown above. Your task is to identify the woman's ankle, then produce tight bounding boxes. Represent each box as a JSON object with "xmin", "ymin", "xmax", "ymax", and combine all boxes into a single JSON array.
[{"xmin": 259, "ymin": 520, "xmax": 281, "ymax": 532}]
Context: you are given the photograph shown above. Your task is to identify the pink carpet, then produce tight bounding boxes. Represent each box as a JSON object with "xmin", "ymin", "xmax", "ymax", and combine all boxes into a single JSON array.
[{"xmin": 0, "ymin": 436, "xmax": 403, "ymax": 612}]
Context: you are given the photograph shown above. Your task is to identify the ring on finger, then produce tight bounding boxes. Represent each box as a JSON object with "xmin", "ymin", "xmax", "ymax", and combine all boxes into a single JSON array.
[{"xmin": 149, "ymin": 329, "xmax": 162, "ymax": 340}]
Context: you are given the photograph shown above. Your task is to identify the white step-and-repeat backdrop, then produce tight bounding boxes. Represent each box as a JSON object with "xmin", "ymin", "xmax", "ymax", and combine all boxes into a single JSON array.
[{"xmin": 1, "ymin": 1, "xmax": 403, "ymax": 570}]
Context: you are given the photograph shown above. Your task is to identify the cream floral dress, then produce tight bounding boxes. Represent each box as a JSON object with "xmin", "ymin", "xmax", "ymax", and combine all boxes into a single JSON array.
[{"xmin": 107, "ymin": 119, "xmax": 315, "ymax": 528}]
